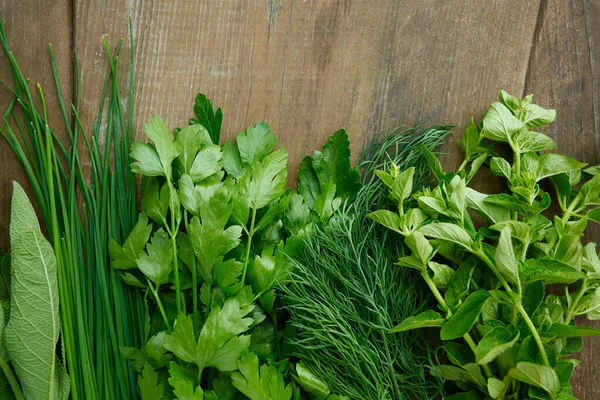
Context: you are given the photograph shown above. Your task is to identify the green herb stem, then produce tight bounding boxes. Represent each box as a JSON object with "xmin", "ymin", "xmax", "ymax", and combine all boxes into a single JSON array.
[
  {"xmin": 147, "ymin": 279, "xmax": 170, "ymax": 332},
  {"xmin": 169, "ymin": 183, "xmax": 182, "ymax": 315},
  {"xmin": 0, "ymin": 358, "xmax": 25, "ymax": 400},
  {"xmin": 566, "ymin": 280, "xmax": 589, "ymax": 324},
  {"xmin": 516, "ymin": 304, "xmax": 549, "ymax": 366},
  {"xmin": 423, "ymin": 272, "xmax": 450, "ymax": 314},
  {"xmin": 241, "ymin": 207, "xmax": 257, "ymax": 284}
]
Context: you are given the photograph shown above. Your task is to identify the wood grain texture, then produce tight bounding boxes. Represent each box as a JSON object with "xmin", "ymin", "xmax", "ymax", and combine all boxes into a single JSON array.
[
  {"xmin": 524, "ymin": 1, "xmax": 600, "ymax": 398},
  {"xmin": 1, "ymin": 0, "xmax": 600, "ymax": 397},
  {"xmin": 0, "ymin": 0, "xmax": 72, "ymax": 249}
]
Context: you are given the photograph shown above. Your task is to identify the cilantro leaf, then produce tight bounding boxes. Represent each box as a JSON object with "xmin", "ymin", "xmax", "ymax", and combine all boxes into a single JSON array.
[
  {"xmin": 237, "ymin": 122, "xmax": 278, "ymax": 165},
  {"xmin": 231, "ymin": 352, "xmax": 292, "ymax": 400},
  {"xmin": 137, "ymin": 229, "xmax": 173, "ymax": 286},
  {"xmin": 164, "ymin": 288, "xmax": 255, "ymax": 374},
  {"xmin": 240, "ymin": 148, "xmax": 288, "ymax": 210},
  {"xmin": 191, "ymin": 93, "xmax": 223, "ymax": 145},
  {"xmin": 122, "ymin": 332, "xmax": 171, "ymax": 372}
]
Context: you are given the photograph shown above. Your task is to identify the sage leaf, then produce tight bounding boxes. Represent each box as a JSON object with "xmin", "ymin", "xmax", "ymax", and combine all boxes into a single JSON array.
[{"xmin": 5, "ymin": 182, "xmax": 70, "ymax": 399}]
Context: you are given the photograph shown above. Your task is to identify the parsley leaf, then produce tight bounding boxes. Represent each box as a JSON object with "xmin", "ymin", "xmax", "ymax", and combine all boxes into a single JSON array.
[
  {"xmin": 231, "ymin": 353, "xmax": 292, "ymax": 400},
  {"xmin": 164, "ymin": 287, "xmax": 255, "ymax": 374},
  {"xmin": 191, "ymin": 93, "xmax": 223, "ymax": 145}
]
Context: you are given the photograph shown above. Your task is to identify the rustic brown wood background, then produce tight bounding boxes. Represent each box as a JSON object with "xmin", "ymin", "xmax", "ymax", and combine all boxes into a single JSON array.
[{"xmin": 0, "ymin": 0, "xmax": 598, "ymax": 397}]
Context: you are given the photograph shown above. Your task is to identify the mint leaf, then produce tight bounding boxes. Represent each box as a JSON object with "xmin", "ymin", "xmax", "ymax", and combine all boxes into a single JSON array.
[
  {"xmin": 191, "ymin": 92, "xmax": 223, "ymax": 145},
  {"xmin": 231, "ymin": 352, "xmax": 292, "ymax": 400}
]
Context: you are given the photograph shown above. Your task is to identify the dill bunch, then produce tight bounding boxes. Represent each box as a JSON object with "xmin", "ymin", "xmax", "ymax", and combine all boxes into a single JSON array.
[{"xmin": 283, "ymin": 125, "xmax": 452, "ymax": 400}]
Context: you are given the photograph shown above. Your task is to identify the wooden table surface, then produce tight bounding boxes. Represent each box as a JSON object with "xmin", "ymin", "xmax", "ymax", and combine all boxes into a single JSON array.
[{"xmin": 0, "ymin": 0, "xmax": 598, "ymax": 398}]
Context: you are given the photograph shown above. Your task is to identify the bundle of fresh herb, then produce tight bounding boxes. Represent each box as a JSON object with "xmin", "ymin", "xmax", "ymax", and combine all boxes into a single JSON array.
[
  {"xmin": 111, "ymin": 94, "xmax": 355, "ymax": 398},
  {"xmin": 0, "ymin": 19, "xmax": 144, "ymax": 400},
  {"xmin": 370, "ymin": 90, "xmax": 600, "ymax": 399},
  {"xmin": 283, "ymin": 125, "xmax": 451, "ymax": 400}
]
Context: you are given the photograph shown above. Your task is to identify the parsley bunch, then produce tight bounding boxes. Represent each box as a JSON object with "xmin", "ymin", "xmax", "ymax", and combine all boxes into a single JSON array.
[
  {"xmin": 110, "ymin": 94, "xmax": 358, "ymax": 399},
  {"xmin": 370, "ymin": 91, "xmax": 600, "ymax": 400}
]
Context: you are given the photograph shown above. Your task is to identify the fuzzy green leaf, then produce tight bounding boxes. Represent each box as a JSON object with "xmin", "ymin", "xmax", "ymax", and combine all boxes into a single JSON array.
[
  {"xmin": 5, "ymin": 182, "xmax": 70, "ymax": 400},
  {"xmin": 495, "ymin": 227, "xmax": 519, "ymax": 284}
]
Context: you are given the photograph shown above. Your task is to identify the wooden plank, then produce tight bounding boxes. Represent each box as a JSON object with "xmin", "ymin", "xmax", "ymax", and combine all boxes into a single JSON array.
[
  {"xmin": 74, "ymin": 1, "xmax": 541, "ymax": 183},
  {"xmin": 0, "ymin": 0, "xmax": 73, "ymax": 249},
  {"xmin": 524, "ymin": 1, "xmax": 600, "ymax": 398}
]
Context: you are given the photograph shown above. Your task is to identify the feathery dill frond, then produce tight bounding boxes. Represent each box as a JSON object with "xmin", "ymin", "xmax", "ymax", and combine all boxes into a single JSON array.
[{"xmin": 284, "ymin": 125, "xmax": 452, "ymax": 400}]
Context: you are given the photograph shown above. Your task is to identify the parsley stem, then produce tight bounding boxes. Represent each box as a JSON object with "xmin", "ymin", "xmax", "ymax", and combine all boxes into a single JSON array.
[
  {"xmin": 241, "ymin": 207, "xmax": 257, "ymax": 284},
  {"xmin": 147, "ymin": 279, "xmax": 170, "ymax": 333},
  {"xmin": 185, "ymin": 212, "xmax": 199, "ymax": 324},
  {"xmin": 0, "ymin": 358, "xmax": 25, "ymax": 400},
  {"xmin": 169, "ymin": 183, "xmax": 182, "ymax": 315}
]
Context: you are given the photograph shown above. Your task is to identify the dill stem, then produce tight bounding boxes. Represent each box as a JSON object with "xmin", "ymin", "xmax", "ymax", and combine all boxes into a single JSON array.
[{"xmin": 241, "ymin": 208, "xmax": 257, "ymax": 283}]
